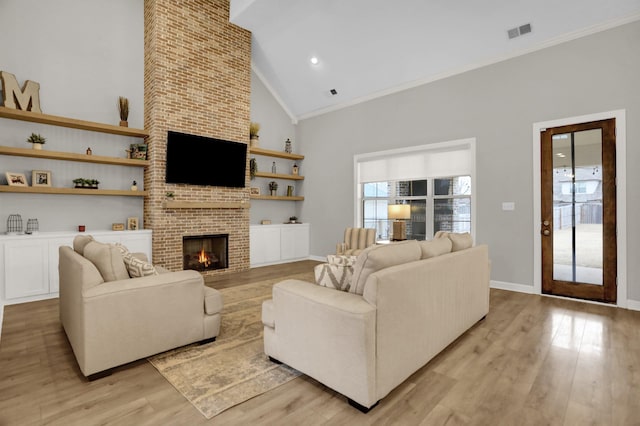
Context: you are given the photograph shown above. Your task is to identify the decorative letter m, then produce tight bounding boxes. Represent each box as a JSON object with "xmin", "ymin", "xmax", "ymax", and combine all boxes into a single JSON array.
[{"xmin": 1, "ymin": 71, "xmax": 42, "ymax": 113}]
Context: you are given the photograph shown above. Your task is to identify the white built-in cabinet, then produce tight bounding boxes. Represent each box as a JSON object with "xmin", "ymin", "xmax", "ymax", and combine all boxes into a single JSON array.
[
  {"xmin": 0, "ymin": 230, "xmax": 152, "ymax": 305},
  {"xmin": 250, "ymin": 223, "xmax": 309, "ymax": 267}
]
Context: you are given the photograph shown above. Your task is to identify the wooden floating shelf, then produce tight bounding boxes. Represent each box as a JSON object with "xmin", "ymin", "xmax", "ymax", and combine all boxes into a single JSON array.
[
  {"xmin": 163, "ymin": 201, "xmax": 251, "ymax": 209},
  {"xmin": 249, "ymin": 147, "xmax": 304, "ymax": 160},
  {"xmin": 0, "ymin": 146, "xmax": 149, "ymax": 167},
  {"xmin": 253, "ymin": 171, "xmax": 303, "ymax": 181},
  {"xmin": 0, "ymin": 186, "xmax": 147, "ymax": 197},
  {"xmin": 251, "ymin": 195, "xmax": 304, "ymax": 201},
  {"xmin": 0, "ymin": 106, "xmax": 149, "ymax": 138}
]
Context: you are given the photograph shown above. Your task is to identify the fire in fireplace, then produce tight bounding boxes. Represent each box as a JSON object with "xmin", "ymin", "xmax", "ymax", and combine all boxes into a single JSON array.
[{"xmin": 183, "ymin": 234, "xmax": 228, "ymax": 271}]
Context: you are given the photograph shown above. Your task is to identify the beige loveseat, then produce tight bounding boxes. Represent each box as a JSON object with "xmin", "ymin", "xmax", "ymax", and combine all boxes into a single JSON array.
[
  {"xmin": 262, "ymin": 235, "xmax": 489, "ymax": 411},
  {"xmin": 59, "ymin": 235, "xmax": 222, "ymax": 379}
]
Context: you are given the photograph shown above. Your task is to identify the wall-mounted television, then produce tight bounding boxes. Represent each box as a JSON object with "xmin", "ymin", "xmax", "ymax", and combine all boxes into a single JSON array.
[{"xmin": 165, "ymin": 131, "xmax": 247, "ymax": 188}]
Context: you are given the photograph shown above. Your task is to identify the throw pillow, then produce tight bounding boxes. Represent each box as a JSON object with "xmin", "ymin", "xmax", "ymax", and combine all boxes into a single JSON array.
[
  {"xmin": 419, "ymin": 238, "xmax": 452, "ymax": 259},
  {"xmin": 73, "ymin": 234, "xmax": 94, "ymax": 255},
  {"xmin": 326, "ymin": 254, "xmax": 358, "ymax": 267},
  {"xmin": 83, "ymin": 241, "xmax": 130, "ymax": 282},
  {"xmin": 114, "ymin": 242, "xmax": 158, "ymax": 278},
  {"xmin": 314, "ymin": 263, "xmax": 353, "ymax": 292},
  {"xmin": 349, "ymin": 240, "xmax": 422, "ymax": 295}
]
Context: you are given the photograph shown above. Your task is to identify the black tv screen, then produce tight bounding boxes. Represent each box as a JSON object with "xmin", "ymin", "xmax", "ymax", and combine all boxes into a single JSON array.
[{"xmin": 165, "ymin": 131, "xmax": 247, "ymax": 188}]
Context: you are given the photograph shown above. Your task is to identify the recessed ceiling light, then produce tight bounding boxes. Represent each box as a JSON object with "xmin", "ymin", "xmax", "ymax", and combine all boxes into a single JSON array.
[{"xmin": 310, "ymin": 56, "xmax": 319, "ymax": 65}]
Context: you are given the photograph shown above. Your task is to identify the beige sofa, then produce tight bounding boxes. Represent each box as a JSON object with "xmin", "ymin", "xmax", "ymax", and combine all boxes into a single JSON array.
[
  {"xmin": 262, "ymin": 236, "xmax": 489, "ymax": 411},
  {"xmin": 59, "ymin": 235, "xmax": 222, "ymax": 379}
]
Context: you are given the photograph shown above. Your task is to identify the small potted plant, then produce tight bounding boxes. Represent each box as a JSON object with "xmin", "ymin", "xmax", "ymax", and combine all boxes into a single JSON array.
[
  {"xmin": 88, "ymin": 179, "xmax": 99, "ymax": 189},
  {"xmin": 118, "ymin": 96, "xmax": 129, "ymax": 127},
  {"xmin": 165, "ymin": 191, "xmax": 175, "ymax": 200},
  {"xmin": 73, "ymin": 178, "xmax": 85, "ymax": 188},
  {"xmin": 268, "ymin": 181, "xmax": 278, "ymax": 196},
  {"xmin": 250, "ymin": 122, "xmax": 260, "ymax": 147},
  {"xmin": 289, "ymin": 216, "xmax": 298, "ymax": 223},
  {"xmin": 26, "ymin": 133, "xmax": 46, "ymax": 150}
]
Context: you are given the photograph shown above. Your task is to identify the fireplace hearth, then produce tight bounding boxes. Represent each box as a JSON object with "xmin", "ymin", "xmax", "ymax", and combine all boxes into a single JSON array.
[{"xmin": 183, "ymin": 234, "xmax": 228, "ymax": 271}]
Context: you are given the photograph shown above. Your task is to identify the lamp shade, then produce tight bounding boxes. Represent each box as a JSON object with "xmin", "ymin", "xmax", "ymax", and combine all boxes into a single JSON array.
[{"xmin": 388, "ymin": 204, "xmax": 410, "ymax": 220}]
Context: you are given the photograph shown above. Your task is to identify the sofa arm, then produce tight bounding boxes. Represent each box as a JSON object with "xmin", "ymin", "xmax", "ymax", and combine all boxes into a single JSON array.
[{"xmin": 268, "ymin": 279, "xmax": 377, "ymax": 408}]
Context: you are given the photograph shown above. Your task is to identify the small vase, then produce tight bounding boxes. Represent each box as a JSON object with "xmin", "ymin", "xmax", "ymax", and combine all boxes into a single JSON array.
[
  {"xmin": 270, "ymin": 189, "xmax": 277, "ymax": 196},
  {"xmin": 33, "ymin": 144, "xmax": 42, "ymax": 150},
  {"xmin": 250, "ymin": 135, "xmax": 259, "ymax": 147},
  {"xmin": 120, "ymin": 120, "xmax": 128, "ymax": 127}
]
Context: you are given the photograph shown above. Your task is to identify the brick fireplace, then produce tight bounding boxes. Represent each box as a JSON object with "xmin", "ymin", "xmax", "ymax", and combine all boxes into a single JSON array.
[{"xmin": 143, "ymin": 0, "xmax": 251, "ymax": 276}]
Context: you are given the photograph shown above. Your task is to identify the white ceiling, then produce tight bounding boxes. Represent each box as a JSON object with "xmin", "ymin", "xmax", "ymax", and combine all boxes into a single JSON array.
[{"xmin": 230, "ymin": 0, "xmax": 640, "ymax": 122}]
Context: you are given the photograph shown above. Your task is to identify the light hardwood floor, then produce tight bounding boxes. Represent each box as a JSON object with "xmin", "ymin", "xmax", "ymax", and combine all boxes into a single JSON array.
[{"xmin": 1, "ymin": 261, "xmax": 639, "ymax": 425}]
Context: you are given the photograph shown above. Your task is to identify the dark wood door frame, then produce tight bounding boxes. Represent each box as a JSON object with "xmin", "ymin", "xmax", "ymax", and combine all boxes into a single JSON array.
[{"xmin": 540, "ymin": 119, "xmax": 617, "ymax": 303}]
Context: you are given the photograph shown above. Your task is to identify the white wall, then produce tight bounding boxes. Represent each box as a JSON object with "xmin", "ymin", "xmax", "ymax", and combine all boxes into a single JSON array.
[
  {"xmin": 297, "ymin": 21, "xmax": 640, "ymax": 301},
  {"xmin": 0, "ymin": 0, "xmax": 144, "ymax": 232},
  {"xmin": 249, "ymin": 70, "xmax": 301, "ymax": 224}
]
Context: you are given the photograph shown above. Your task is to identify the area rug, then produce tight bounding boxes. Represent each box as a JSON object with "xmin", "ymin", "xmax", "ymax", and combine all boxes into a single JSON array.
[{"xmin": 148, "ymin": 271, "xmax": 314, "ymax": 419}]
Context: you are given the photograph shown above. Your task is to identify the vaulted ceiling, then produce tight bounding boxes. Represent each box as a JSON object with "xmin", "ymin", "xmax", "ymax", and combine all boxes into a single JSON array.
[{"xmin": 230, "ymin": 0, "xmax": 640, "ymax": 121}]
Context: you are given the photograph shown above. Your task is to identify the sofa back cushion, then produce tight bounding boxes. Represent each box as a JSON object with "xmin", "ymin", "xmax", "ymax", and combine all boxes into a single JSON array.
[
  {"xmin": 83, "ymin": 241, "xmax": 129, "ymax": 282},
  {"xmin": 350, "ymin": 240, "xmax": 421, "ymax": 295},
  {"xmin": 73, "ymin": 234, "xmax": 95, "ymax": 256},
  {"xmin": 418, "ymin": 238, "xmax": 452, "ymax": 259},
  {"xmin": 435, "ymin": 231, "xmax": 473, "ymax": 252}
]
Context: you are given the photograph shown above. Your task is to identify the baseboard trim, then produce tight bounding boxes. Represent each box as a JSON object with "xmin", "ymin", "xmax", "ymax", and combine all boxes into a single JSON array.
[
  {"xmin": 490, "ymin": 280, "xmax": 536, "ymax": 294},
  {"xmin": 0, "ymin": 303, "xmax": 4, "ymax": 342},
  {"xmin": 308, "ymin": 255, "xmax": 326, "ymax": 262},
  {"xmin": 626, "ymin": 299, "xmax": 640, "ymax": 311}
]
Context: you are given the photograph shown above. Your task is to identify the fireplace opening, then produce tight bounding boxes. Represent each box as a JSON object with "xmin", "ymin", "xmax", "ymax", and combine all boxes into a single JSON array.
[{"xmin": 183, "ymin": 234, "xmax": 228, "ymax": 271}]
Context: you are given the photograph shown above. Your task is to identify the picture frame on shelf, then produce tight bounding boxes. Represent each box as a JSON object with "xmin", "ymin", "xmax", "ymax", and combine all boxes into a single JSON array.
[
  {"xmin": 32, "ymin": 170, "xmax": 52, "ymax": 187},
  {"xmin": 127, "ymin": 217, "xmax": 139, "ymax": 230},
  {"xmin": 250, "ymin": 187, "xmax": 260, "ymax": 195},
  {"xmin": 5, "ymin": 172, "xmax": 28, "ymax": 186}
]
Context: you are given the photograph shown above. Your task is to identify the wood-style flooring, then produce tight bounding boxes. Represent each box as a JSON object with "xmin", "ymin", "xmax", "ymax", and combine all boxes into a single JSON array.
[{"xmin": 1, "ymin": 260, "xmax": 639, "ymax": 425}]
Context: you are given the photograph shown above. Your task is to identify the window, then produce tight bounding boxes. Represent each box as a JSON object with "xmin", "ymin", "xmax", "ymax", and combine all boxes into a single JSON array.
[
  {"xmin": 362, "ymin": 176, "xmax": 471, "ymax": 240},
  {"xmin": 355, "ymin": 138, "xmax": 476, "ymax": 241}
]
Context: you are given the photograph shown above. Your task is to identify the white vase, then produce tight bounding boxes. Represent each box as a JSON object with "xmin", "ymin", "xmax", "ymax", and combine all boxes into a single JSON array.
[{"xmin": 33, "ymin": 144, "xmax": 42, "ymax": 150}]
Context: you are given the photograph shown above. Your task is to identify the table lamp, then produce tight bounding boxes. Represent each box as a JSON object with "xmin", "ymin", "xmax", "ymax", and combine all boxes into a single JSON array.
[{"xmin": 388, "ymin": 204, "xmax": 410, "ymax": 241}]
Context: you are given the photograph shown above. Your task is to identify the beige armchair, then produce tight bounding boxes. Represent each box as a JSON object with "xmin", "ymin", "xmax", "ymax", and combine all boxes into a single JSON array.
[
  {"xmin": 59, "ymin": 235, "xmax": 222, "ymax": 379},
  {"xmin": 336, "ymin": 227, "xmax": 376, "ymax": 256}
]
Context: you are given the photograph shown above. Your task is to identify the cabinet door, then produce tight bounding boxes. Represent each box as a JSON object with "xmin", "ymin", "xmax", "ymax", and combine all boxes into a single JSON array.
[
  {"xmin": 4, "ymin": 240, "xmax": 49, "ymax": 299},
  {"xmin": 281, "ymin": 226, "xmax": 309, "ymax": 260},
  {"xmin": 250, "ymin": 227, "xmax": 281, "ymax": 265},
  {"xmin": 48, "ymin": 236, "xmax": 75, "ymax": 293},
  {"xmin": 119, "ymin": 233, "xmax": 152, "ymax": 260}
]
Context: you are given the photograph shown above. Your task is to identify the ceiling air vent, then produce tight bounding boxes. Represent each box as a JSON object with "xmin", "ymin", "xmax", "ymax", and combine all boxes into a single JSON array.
[{"xmin": 507, "ymin": 23, "xmax": 532, "ymax": 39}]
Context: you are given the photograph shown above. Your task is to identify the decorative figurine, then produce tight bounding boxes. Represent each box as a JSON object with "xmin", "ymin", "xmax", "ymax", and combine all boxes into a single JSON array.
[
  {"xmin": 284, "ymin": 138, "xmax": 292, "ymax": 153},
  {"xmin": 272, "ymin": 161, "xmax": 276, "ymax": 173},
  {"xmin": 86, "ymin": 147, "xmax": 92, "ymax": 155},
  {"xmin": 131, "ymin": 180, "xmax": 138, "ymax": 191},
  {"xmin": 292, "ymin": 164, "xmax": 299, "ymax": 175}
]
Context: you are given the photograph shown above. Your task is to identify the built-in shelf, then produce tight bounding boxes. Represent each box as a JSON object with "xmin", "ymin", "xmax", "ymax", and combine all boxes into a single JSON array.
[
  {"xmin": 0, "ymin": 186, "xmax": 147, "ymax": 197},
  {"xmin": 253, "ymin": 171, "xmax": 303, "ymax": 181},
  {"xmin": 251, "ymin": 195, "xmax": 304, "ymax": 201},
  {"xmin": 163, "ymin": 201, "xmax": 251, "ymax": 209},
  {"xmin": 0, "ymin": 106, "xmax": 149, "ymax": 138},
  {"xmin": 249, "ymin": 147, "xmax": 304, "ymax": 160},
  {"xmin": 0, "ymin": 146, "xmax": 149, "ymax": 167}
]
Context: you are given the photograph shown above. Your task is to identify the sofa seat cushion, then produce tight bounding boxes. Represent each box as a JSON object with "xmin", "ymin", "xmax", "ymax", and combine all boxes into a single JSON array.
[
  {"xmin": 83, "ymin": 241, "xmax": 130, "ymax": 282},
  {"xmin": 350, "ymin": 240, "xmax": 421, "ymax": 295},
  {"xmin": 204, "ymin": 286, "xmax": 223, "ymax": 315},
  {"xmin": 419, "ymin": 238, "xmax": 452, "ymax": 259},
  {"xmin": 262, "ymin": 299, "xmax": 275, "ymax": 328}
]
